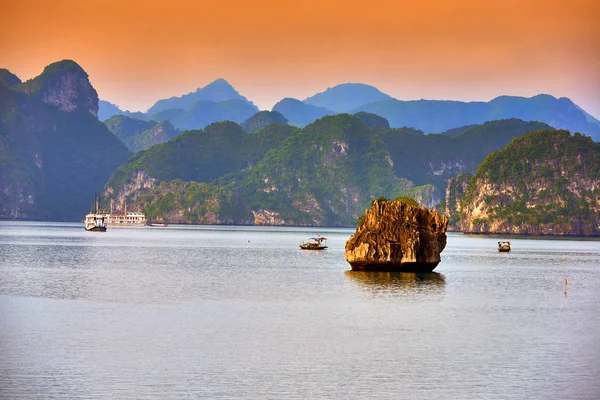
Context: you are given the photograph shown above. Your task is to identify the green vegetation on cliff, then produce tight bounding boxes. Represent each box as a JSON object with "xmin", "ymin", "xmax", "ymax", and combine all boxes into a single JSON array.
[
  {"xmin": 456, "ymin": 130, "xmax": 600, "ymax": 235},
  {"xmin": 105, "ymin": 114, "xmax": 440, "ymax": 226},
  {"xmin": 381, "ymin": 119, "xmax": 552, "ymax": 191}
]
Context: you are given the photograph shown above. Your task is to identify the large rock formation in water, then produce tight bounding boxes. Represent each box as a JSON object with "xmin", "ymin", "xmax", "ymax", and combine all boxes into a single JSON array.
[{"xmin": 345, "ymin": 200, "xmax": 448, "ymax": 272}]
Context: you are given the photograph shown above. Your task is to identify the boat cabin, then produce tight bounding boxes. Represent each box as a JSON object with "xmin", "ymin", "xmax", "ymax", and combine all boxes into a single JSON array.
[
  {"xmin": 498, "ymin": 241, "xmax": 511, "ymax": 252},
  {"xmin": 299, "ymin": 236, "xmax": 328, "ymax": 250},
  {"xmin": 85, "ymin": 213, "xmax": 107, "ymax": 232}
]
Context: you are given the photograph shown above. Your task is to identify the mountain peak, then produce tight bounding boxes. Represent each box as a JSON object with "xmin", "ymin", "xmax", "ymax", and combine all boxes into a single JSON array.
[
  {"xmin": 272, "ymin": 98, "xmax": 334, "ymax": 127},
  {"xmin": 205, "ymin": 78, "xmax": 232, "ymax": 87},
  {"xmin": 147, "ymin": 78, "xmax": 257, "ymax": 115},
  {"xmin": 0, "ymin": 68, "xmax": 22, "ymax": 87},
  {"xmin": 303, "ymin": 83, "xmax": 392, "ymax": 113},
  {"xmin": 42, "ymin": 59, "xmax": 87, "ymax": 76},
  {"xmin": 18, "ymin": 59, "xmax": 98, "ymax": 116}
]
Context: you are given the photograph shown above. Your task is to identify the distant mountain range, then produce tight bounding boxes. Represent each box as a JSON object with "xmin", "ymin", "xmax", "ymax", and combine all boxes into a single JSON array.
[
  {"xmin": 147, "ymin": 78, "xmax": 257, "ymax": 115},
  {"xmin": 355, "ymin": 94, "xmax": 600, "ymax": 139},
  {"xmin": 98, "ymin": 79, "xmax": 260, "ymax": 131},
  {"xmin": 100, "ymin": 81, "xmax": 600, "ymax": 141}
]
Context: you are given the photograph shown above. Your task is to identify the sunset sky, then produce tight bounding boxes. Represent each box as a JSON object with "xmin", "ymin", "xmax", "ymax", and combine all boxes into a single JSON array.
[{"xmin": 2, "ymin": 0, "xmax": 599, "ymax": 116}]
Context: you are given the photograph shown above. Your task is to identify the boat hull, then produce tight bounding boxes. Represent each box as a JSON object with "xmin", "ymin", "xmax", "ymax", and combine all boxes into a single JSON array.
[
  {"xmin": 299, "ymin": 245, "xmax": 327, "ymax": 250},
  {"xmin": 85, "ymin": 226, "xmax": 107, "ymax": 232},
  {"xmin": 349, "ymin": 262, "xmax": 439, "ymax": 272}
]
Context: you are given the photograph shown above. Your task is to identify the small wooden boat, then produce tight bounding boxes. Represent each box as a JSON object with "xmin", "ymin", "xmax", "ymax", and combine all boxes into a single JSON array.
[
  {"xmin": 498, "ymin": 241, "xmax": 511, "ymax": 252},
  {"xmin": 299, "ymin": 236, "xmax": 328, "ymax": 250}
]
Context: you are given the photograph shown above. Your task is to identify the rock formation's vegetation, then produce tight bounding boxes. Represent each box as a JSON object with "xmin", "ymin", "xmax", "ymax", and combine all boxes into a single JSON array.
[{"xmin": 447, "ymin": 130, "xmax": 600, "ymax": 236}]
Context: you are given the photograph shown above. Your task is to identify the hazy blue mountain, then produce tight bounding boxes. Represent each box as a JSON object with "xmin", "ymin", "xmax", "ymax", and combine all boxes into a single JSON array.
[
  {"xmin": 147, "ymin": 78, "xmax": 258, "ymax": 115},
  {"xmin": 133, "ymin": 120, "xmax": 179, "ymax": 152},
  {"xmin": 355, "ymin": 94, "xmax": 600, "ymax": 140},
  {"xmin": 272, "ymin": 98, "xmax": 334, "ymax": 126},
  {"xmin": 574, "ymin": 104, "xmax": 600, "ymax": 125},
  {"xmin": 98, "ymin": 100, "xmax": 150, "ymax": 121},
  {"xmin": 241, "ymin": 110, "xmax": 288, "ymax": 133},
  {"xmin": 104, "ymin": 115, "xmax": 179, "ymax": 152},
  {"xmin": 303, "ymin": 83, "xmax": 392, "ymax": 113},
  {"xmin": 148, "ymin": 99, "xmax": 259, "ymax": 131},
  {"xmin": 98, "ymin": 100, "xmax": 123, "ymax": 121},
  {"xmin": 0, "ymin": 68, "xmax": 22, "ymax": 86}
]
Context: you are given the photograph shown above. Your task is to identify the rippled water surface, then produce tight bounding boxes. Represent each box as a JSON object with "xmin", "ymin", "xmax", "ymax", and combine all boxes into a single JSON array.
[{"xmin": 1, "ymin": 221, "xmax": 599, "ymax": 399}]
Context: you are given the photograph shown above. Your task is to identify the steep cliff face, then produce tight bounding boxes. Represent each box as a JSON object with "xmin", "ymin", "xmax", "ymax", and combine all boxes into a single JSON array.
[
  {"xmin": 106, "ymin": 177, "xmax": 252, "ymax": 224},
  {"xmin": 345, "ymin": 200, "xmax": 448, "ymax": 271},
  {"xmin": 455, "ymin": 130, "xmax": 600, "ymax": 236},
  {"xmin": 444, "ymin": 173, "xmax": 472, "ymax": 229},
  {"xmin": 104, "ymin": 170, "xmax": 157, "ymax": 212},
  {"xmin": 0, "ymin": 81, "xmax": 129, "ymax": 220},
  {"xmin": 18, "ymin": 60, "xmax": 99, "ymax": 117}
]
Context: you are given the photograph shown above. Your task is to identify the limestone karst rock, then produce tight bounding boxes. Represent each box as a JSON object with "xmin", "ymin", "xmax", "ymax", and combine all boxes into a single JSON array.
[
  {"xmin": 20, "ymin": 60, "xmax": 99, "ymax": 116},
  {"xmin": 345, "ymin": 200, "xmax": 448, "ymax": 272}
]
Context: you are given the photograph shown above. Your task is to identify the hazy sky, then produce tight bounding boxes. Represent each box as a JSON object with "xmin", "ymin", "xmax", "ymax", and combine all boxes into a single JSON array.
[{"xmin": 2, "ymin": 0, "xmax": 599, "ymax": 116}]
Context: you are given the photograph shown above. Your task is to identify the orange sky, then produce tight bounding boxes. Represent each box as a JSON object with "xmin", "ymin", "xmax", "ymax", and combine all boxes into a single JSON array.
[{"xmin": 2, "ymin": 0, "xmax": 599, "ymax": 116}]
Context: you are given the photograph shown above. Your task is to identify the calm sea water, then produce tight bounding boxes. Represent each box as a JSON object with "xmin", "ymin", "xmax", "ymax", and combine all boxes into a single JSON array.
[{"xmin": 0, "ymin": 221, "xmax": 599, "ymax": 399}]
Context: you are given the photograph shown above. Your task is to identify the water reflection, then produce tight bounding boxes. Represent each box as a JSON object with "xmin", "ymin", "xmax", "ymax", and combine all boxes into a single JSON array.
[{"xmin": 345, "ymin": 270, "xmax": 446, "ymax": 296}]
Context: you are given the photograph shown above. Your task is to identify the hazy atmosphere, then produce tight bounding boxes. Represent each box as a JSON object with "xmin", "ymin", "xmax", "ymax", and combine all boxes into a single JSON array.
[{"xmin": 2, "ymin": 0, "xmax": 599, "ymax": 116}]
